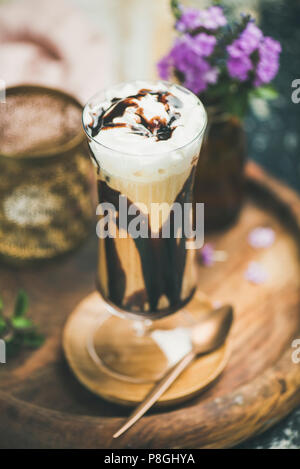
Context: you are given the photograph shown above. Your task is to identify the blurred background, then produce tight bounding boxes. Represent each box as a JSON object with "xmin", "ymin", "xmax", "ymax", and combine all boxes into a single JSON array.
[{"xmin": 0, "ymin": 0, "xmax": 298, "ymax": 190}]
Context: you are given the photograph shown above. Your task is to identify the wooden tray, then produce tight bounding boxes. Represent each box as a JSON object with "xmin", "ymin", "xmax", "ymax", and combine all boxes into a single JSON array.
[{"xmin": 0, "ymin": 162, "xmax": 300, "ymax": 449}]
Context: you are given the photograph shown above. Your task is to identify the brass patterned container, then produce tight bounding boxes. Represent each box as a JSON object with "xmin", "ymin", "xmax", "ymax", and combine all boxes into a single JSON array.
[{"xmin": 0, "ymin": 85, "xmax": 94, "ymax": 265}]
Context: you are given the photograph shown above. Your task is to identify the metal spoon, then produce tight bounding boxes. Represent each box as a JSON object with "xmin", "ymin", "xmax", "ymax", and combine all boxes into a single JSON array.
[{"xmin": 113, "ymin": 305, "xmax": 234, "ymax": 439}]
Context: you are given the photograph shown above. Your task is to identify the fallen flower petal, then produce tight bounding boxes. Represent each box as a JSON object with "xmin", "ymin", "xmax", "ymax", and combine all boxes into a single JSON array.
[
  {"xmin": 245, "ymin": 261, "xmax": 268, "ymax": 284},
  {"xmin": 248, "ymin": 227, "xmax": 275, "ymax": 248}
]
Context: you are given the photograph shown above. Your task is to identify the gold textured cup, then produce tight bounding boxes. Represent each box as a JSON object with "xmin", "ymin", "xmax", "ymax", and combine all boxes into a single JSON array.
[{"xmin": 0, "ymin": 85, "xmax": 94, "ymax": 265}]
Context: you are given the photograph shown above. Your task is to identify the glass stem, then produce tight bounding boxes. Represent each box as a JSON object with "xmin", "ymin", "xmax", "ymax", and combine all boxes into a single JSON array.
[{"xmin": 132, "ymin": 319, "xmax": 153, "ymax": 337}]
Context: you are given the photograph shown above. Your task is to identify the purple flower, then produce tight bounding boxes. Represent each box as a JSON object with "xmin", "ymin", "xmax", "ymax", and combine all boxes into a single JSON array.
[
  {"xmin": 254, "ymin": 37, "xmax": 281, "ymax": 87},
  {"xmin": 189, "ymin": 33, "xmax": 217, "ymax": 57},
  {"xmin": 228, "ymin": 23, "xmax": 263, "ymax": 58},
  {"xmin": 226, "ymin": 22, "xmax": 262, "ymax": 81},
  {"xmin": 157, "ymin": 32, "xmax": 218, "ymax": 94},
  {"xmin": 176, "ymin": 6, "xmax": 227, "ymax": 32},
  {"xmin": 185, "ymin": 64, "xmax": 219, "ymax": 94},
  {"xmin": 157, "ymin": 55, "xmax": 173, "ymax": 80},
  {"xmin": 203, "ymin": 66, "xmax": 219, "ymax": 85},
  {"xmin": 227, "ymin": 55, "xmax": 253, "ymax": 81},
  {"xmin": 197, "ymin": 6, "xmax": 227, "ymax": 30},
  {"xmin": 176, "ymin": 7, "xmax": 202, "ymax": 32},
  {"xmin": 227, "ymin": 22, "xmax": 281, "ymax": 85},
  {"xmin": 158, "ymin": 6, "xmax": 281, "ymax": 97}
]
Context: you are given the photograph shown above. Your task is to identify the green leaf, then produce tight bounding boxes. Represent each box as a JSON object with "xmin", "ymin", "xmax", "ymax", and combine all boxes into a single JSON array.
[
  {"xmin": 0, "ymin": 290, "xmax": 45, "ymax": 356},
  {"xmin": 14, "ymin": 290, "xmax": 29, "ymax": 317},
  {"xmin": 171, "ymin": 0, "xmax": 181, "ymax": 20},
  {"xmin": 251, "ymin": 85, "xmax": 279, "ymax": 101},
  {"xmin": 204, "ymin": 81, "xmax": 231, "ymax": 100},
  {"xmin": 23, "ymin": 332, "xmax": 45, "ymax": 349},
  {"xmin": 0, "ymin": 296, "xmax": 3, "ymax": 313},
  {"xmin": 0, "ymin": 316, "xmax": 7, "ymax": 335},
  {"xmin": 5, "ymin": 337, "xmax": 22, "ymax": 358},
  {"xmin": 223, "ymin": 90, "xmax": 249, "ymax": 119},
  {"xmin": 11, "ymin": 317, "xmax": 33, "ymax": 330}
]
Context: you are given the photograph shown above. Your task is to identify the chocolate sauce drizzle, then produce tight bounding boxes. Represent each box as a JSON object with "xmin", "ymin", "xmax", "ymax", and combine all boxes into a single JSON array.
[
  {"xmin": 97, "ymin": 167, "xmax": 196, "ymax": 316},
  {"xmin": 88, "ymin": 89, "xmax": 183, "ymax": 142}
]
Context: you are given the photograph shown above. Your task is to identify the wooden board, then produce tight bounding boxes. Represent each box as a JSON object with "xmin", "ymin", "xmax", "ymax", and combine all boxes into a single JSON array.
[{"xmin": 0, "ymin": 161, "xmax": 300, "ymax": 449}]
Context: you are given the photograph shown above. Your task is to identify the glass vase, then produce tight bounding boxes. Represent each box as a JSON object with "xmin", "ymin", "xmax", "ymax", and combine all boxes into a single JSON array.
[{"xmin": 194, "ymin": 109, "xmax": 247, "ymax": 231}]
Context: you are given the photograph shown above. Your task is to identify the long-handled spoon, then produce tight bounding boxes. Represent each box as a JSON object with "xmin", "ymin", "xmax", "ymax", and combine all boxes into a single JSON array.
[{"xmin": 113, "ymin": 304, "xmax": 234, "ymax": 439}]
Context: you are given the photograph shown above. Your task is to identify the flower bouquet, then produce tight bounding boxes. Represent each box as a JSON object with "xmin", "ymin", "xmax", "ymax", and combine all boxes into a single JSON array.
[{"xmin": 158, "ymin": 0, "xmax": 282, "ymax": 229}]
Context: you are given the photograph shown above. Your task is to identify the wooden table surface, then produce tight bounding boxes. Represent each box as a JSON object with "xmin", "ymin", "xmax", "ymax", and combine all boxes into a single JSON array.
[{"xmin": 0, "ymin": 161, "xmax": 300, "ymax": 449}]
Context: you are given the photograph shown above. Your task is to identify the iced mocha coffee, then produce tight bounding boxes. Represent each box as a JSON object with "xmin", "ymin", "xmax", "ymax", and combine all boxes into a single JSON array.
[{"xmin": 83, "ymin": 81, "xmax": 207, "ymax": 318}]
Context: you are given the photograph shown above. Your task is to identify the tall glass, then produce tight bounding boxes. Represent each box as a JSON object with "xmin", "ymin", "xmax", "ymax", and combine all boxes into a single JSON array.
[{"xmin": 83, "ymin": 81, "xmax": 207, "ymax": 382}]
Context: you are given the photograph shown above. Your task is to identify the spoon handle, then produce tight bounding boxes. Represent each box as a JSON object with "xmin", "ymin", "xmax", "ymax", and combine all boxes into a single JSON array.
[{"xmin": 113, "ymin": 350, "xmax": 196, "ymax": 439}]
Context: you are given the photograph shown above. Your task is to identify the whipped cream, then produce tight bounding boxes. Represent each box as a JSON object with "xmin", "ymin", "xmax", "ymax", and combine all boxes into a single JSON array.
[{"xmin": 83, "ymin": 81, "xmax": 206, "ymax": 181}]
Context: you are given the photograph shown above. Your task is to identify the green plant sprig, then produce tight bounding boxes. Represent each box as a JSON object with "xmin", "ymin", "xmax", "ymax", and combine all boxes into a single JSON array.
[
  {"xmin": 171, "ymin": 0, "xmax": 181, "ymax": 20},
  {"xmin": 0, "ymin": 290, "xmax": 45, "ymax": 358}
]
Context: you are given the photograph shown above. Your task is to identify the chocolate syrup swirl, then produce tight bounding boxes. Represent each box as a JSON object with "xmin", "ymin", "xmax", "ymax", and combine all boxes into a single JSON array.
[
  {"xmin": 97, "ymin": 167, "xmax": 196, "ymax": 316},
  {"xmin": 88, "ymin": 89, "xmax": 183, "ymax": 142}
]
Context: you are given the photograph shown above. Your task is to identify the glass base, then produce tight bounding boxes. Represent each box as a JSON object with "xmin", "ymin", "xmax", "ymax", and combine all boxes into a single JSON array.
[{"xmin": 86, "ymin": 300, "xmax": 206, "ymax": 384}]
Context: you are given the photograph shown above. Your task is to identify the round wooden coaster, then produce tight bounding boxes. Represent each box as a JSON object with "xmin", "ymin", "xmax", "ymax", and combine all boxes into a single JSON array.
[{"xmin": 63, "ymin": 291, "xmax": 231, "ymax": 407}]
